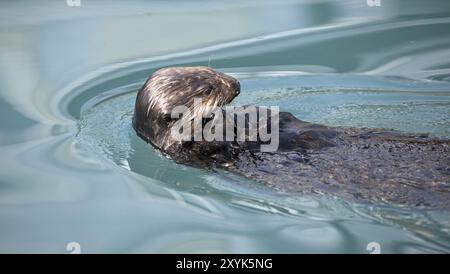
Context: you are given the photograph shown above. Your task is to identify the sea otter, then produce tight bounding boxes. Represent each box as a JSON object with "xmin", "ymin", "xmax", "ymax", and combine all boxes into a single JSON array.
[{"xmin": 133, "ymin": 66, "xmax": 450, "ymax": 208}]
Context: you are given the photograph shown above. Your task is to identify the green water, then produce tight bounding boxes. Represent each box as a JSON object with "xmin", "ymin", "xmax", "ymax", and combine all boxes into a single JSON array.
[{"xmin": 1, "ymin": 0, "xmax": 450, "ymax": 253}]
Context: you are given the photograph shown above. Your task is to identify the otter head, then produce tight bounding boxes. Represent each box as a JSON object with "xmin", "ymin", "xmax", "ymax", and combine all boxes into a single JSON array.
[{"xmin": 133, "ymin": 66, "xmax": 240, "ymax": 149}]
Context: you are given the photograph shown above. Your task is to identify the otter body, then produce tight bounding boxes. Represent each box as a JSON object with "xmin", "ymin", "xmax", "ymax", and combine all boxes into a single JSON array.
[{"xmin": 133, "ymin": 67, "xmax": 450, "ymax": 208}]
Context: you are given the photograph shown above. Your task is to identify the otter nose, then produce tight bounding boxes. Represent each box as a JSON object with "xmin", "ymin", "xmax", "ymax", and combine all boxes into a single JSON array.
[{"xmin": 232, "ymin": 80, "xmax": 240, "ymax": 96}]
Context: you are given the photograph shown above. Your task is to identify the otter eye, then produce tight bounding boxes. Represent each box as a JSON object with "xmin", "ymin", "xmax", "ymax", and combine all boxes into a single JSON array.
[
  {"xmin": 202, "ymin": 113, "xmax": 215, "ymax": 127},
  {"xmin": 163, "ymin": 114, "xmax": 175, "ymax": 123},
  {"xmin": 204, "ymin": 86, "xmax": 214, "ymax": 95}
]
